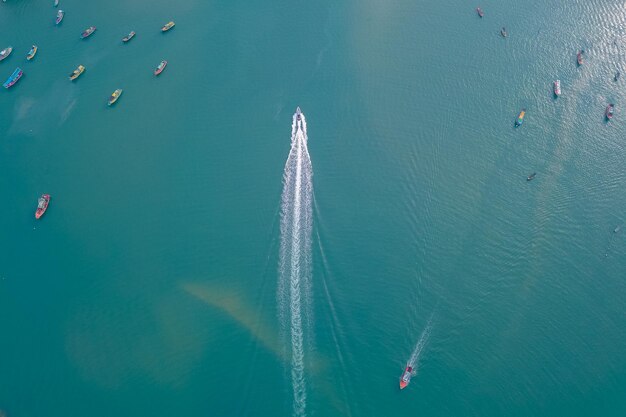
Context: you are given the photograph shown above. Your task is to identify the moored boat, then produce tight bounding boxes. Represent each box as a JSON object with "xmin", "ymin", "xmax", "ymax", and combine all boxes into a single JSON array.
[
  {"xmin": 81, "ymin": 26, "xmax": 96, "ymax": 39},
  {"xmin": 108, "ymin": 89, "xmax": 123, "ymax": 106},
  {"xmin": 527, "ymin": 173, "xmax": 536, "ymax": 181},
  {"xmin": 606, "ymin": 103, "xmax": 614, "ymax": 120},
  {"xmin": 69, "ymin": 65, "xmax": 85, "ymax": 81},
  {"xmin": 26, "ymin": 45, "xmax": 38, "ymax": 61},
  {"xmin": 615, "ymin": 71, "xmax": 620, "ymax": 82},
  {"xmin": 122, "ymin": 31, "xmax": 136, "ymax": 42},
  {"xmin": 56, "ymin": 10, "xmax": 64, "ymax": 25},
  {"xmin": 515, "ymin": 109, "xmax": 526, "ymax": 127},
  {"xmin": 553, "ymin": 80, "xmax": 561, "ymax": 96},
  {"xmin": 501, "ymin": 27, "xmax": 508, "ymax": 37},
  {"xmin": 161, "ymin": 21, "xmax": 175, "ymax": 32},
  {"xmin": 154, "ymin": 60, "xmax": 168, "ymax": 76},
  {"xmin": 577, "ymin": 50, "xmax": 584, "ymax": 66},
  {"xmin": 3, "ymin": 67, "xmax": 23, "ymax": 89},
  {"xmin": 0, "ymin": 46, "xmax": 13, "ymax": 62},
  {"xmin": 54, "ymin": 0, "xmax": 59, "ymax": 6},
  {"xmin": 35, "ymin": 194, "xmax": 51, "ymax": 219},
  {"xmin": 399, "ymin": 366, "xmax": 413, "ymax": 390},
  {"xmin": 476, "ymin": 7, "xmax": 484, "ymax": 17}
]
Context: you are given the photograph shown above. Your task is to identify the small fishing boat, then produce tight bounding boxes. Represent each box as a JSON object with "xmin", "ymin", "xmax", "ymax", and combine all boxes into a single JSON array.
[
  {"xmin": 0, "ymin": 46, "xmax": 13, "ymax": 62},
  {"xmin": 161, "ymin": 21, "xmax": 175, "ymax": 32},
  {"xmin": 54, "ymin": 0, "xmax": 59, "ymax": 6},
  {"xmin": 56, "ymin": 10, "xmax": 65, "ymax": 25},
  {"xmin": 26, "ymin": 45, "xmax": 38, "ymax": 61},
  {"xmin": 3, "ymin": 67, "xmax": 23, "ymax": 89},
  {"xmin": 606, "ymin": 103, "xmax": 614, "ymax": 120},
  {"xmin": 81, "ymin": 26, "xmax": 96, "ymax": 39},
  {"xmin": 527, "ymin": 173, "xmax": 536, "ymax": 181},
  {"xmin": 122, "ymin": 31, "xmax": 136, "ymax": 43},
  {"xmin": 501, "ymin": 27, "xmax": 508, "ymax": 37},
  {"xmin": 69, "ymin": 65, "xmax": 85, "ymax": 81},
  {"xmin": 35, "ymin": 194, "xmax": 51, "ymax": 219},
  {"xmin": 154, "ymin": 60, "xmax": 168, "ymax": 76},
  {"xmin": 615, "ymin": 226, "xmax": 622, "ymax": 233},
  {"xmin": 577, "ymin": 50, "xmax": 584, "ymax": 66},
  {"xmin": 553, "ymin": 80, "xmax": 561, "ymax": 96},
  {"xmin": 615, "ymin": 71, "xmax": 620, "ymax": 82},
  {"xmin": 515, "ymin": 109, "xmax": 526, "ymax": 127},
  {"xmin": 399, "ymin": 366, "xmax": 413, "ymax": 390},
  {"xmin": 108, "ymin": 89, "xmax": 123, "ymax": 106},
  {"xmin": 476, "ymin": 7, "xmax": 484, "ymax": 17}
]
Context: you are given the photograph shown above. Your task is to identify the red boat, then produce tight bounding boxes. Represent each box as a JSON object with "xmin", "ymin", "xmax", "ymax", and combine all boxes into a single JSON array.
[
  {"xmin": 399, "ymin": 365, "xmax": 413, "ymax": 390},
  {"xmin": 577, "ymin": 50, "xmax": 584, "ymax": 66},
  {"xmin": 35, "ymin": 194, "xmax": 50, "ymax": 219},
  {"xmin": 476, "ymin": 7, "xmax": 484, "ymax": 17},
  {"xmin": 606, "ymin": 103, "xmax": 614, "ymax": 120}
]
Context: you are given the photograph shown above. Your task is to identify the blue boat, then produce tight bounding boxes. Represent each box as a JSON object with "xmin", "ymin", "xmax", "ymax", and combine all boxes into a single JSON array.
[{"xmin": 3, "ymin": 67, "xmax": 23, "ymax": 89}]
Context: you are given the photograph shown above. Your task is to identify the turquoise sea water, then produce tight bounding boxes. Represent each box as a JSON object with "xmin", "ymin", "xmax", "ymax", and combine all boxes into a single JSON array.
[{"xmin": 1, "ymin": 0, "xmax": 626, "ymax": 416}]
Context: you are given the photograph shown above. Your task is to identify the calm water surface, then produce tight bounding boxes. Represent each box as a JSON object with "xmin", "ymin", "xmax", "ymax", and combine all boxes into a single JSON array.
[{"xmin": 1, "ymin": 0, "xmax": 625, "ymax": 416}]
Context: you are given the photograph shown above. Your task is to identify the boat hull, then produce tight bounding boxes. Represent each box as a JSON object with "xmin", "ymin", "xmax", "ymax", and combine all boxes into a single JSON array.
[
  {"xmin": 122, "ymin": 31, "xmax": 136, "ymax": 42},
  {"xmin": 161, "ymin": 22, "xmax": 175, "ymax": 32},
  {"xmin": 26, "ymin": 46, "xmax": 38, "ymax": 61},
  {"xmin": 154, "ymin": 61, "xmax": 168, "ymax": 76},
  {"xmin": 35, "ymin": 194, "xmax": 51, "ymax": 219},
  {"xmin": 81, "ymin": 27, "xmax": 96, "ymax": 38},
  {"xmin": 108, "ymin": 89, "xmax": 123, "ymax": 106},
  {"xmin": 3, "ymin": 68, "xmax": 23, "ymax": 89},
  {"xmin": 0, "ymin": 47, "xmax": 13, "ymax": 62}
]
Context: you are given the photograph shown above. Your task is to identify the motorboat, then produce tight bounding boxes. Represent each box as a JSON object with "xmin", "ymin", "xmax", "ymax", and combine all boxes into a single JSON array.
[
  {"xmin": 69, "ymin": 65, "xmax": 85, "ymax": 81},
  {"xmin": 553, "ymin": 80, "xmax": 561, "ymax": 96},
  {"xmin": 577, "ymin": 50, "xmax": 584, "ymax": 66},
  {"xmin": 26, "ymin": 45, "xmax": 38, "ymax": 61},
  {"xmin": 108, "ymin": 89, "xmax": 123, "ymax": 106},
  {"xmin": 3, "ymin": 67, "xmax": 23, "ymax": 89},
  {"xmin": 122, "ymin": 31, "xmax": 136, "ymax": 42},
  {"xmin": 81, "ymin": 26, "xmax": 96, "ymax": 39},
  {"xmin": 35, "ymin": 194, "xmax": 51, "ymax": 219},
  {"xmin": 527, "ymin": 173, "xmax": 536, "ymax": 181},
  {"xmin": 476, "ymin": 7, "xmax": 484, "ymax": 17},
  {"xmin": 500, "ymin": 27, "xmax": 508, "ymax": 37},
  {"xmin": 56, "ymin": 9, "xmax": 64, "ymax": 25},
  {"xmin": 0, "ymin": 46, "xmax": 13, "ymax": 62},
  {"xmin": 399, "ymin": 366, "xmax": 413, "ymax": 390},
  {"xmin": 161, "ymin": 21, "xmax": 175, "ymax": 32},
  {"xmin": 606, "ymin": 103, "xmax": 614, "ymax": 120},
  {"xmin": 515, "ymin": 109, "xmax": 526, "ymax": 127},
  {"xmin": 154, "ymin": 60, "xmax": 168, "ymax": 76}
]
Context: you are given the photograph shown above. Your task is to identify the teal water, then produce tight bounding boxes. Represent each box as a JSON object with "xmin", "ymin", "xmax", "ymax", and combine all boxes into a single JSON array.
[{"xmin": 1, "ymin": 0, "xmax": 626, "ymax": 415}]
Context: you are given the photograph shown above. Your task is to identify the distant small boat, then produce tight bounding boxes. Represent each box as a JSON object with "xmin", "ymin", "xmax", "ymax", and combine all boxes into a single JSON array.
[
  {"xmin": 3, "ymin": 67, "xmax": 23, "ymax": 89},
  {"xmin": 553, "ymin": 80, "xmax": 561, "ymax": 96},
  {"xmin": 399, "ymin": 366, "xmax": 414, "ymax": 390},
  {"xmin": 56, "ymin": 10, "xmax": 65, "ymax": 25},
  {"xmin": 69, "ymin": 65, "xmax": 85, "ymax": 81},
  {"xmin": 0, "ymin": 46, "xmax": 13, "ymax": 62},
  {"xmin": 615, "ymin": 226, "xmax": 621, "ymax": 233},
  {"xmin": 527, "ymin": 173, "xmax": 536, "ymax": 181},
  {"xmin": 81, "ymin": 26, "xmax": 96, "ymax": 39},
  {"xmin": 476, "ymin": 7, "xmax": 484, "ymax": 18},
  {"xmin": 26, "ymin": 45, "xmax": 38, "ymax": 61},
  {"xmin": 54, "ymin": 0, "xmax": 59, "ymax": 6},
  {"xmin": 515, "ymin": 109, "xmax": 526, "ymax": 127},
  {"xmin": 35, "ymin": 194, "xmax": 51, "ymax": 219},
  {"xmin": 577, "ymin": 50, "xmax": 584, "ymax": 66},
  {"xmin": 122, "ymin": 31, "xmax": 136, "ymax": 43},
  {"xmin": 615, "ymin": 71, "xmax": 620, "ymax": 82},
  {"xmin": 108, "ymin": 89, "xmax": 123, "ymax": 106},
  {"xmin": 606, "ymin": 103, "xmax": 614, "ymax": 120},
  {"xmin": 154, "ymin": 60, "xmax": 168, "ymax": 76},
  {"xmin": 501, "ymin": 27, "xmax": 508, "ymax": 37},
  {"xmin": 161, "ymin": 21, "xmax": 175, "ymax": 32}
]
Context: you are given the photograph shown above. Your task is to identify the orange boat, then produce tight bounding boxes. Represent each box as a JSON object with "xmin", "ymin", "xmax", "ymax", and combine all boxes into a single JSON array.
[
  {"xmin": 35, "ymin": 194, "xmax": 50, "ymax": 219},
  {"xmin": 399, "ymin": 365, "xmax": 413, "ymax": 390}
]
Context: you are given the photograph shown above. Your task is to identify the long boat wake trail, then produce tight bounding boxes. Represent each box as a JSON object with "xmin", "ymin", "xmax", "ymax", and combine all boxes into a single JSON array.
[
  {"xmin": 400, "ymin": 314, "xmax": 434, "ymax": 389},
  {"xmin": 278, "ymin": 107, "xmax": 313, "ymax": 417}
]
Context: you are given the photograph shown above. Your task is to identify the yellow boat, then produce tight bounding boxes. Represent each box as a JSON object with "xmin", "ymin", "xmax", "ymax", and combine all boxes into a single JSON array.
[
  {"xmin": 108, "ymin": 89, "xmax": 123, "ymax": 106},
  {"xmin": 26, "ymin": 45, "xmax": 38, "ymax": 61},
  {"xmin": 69, "ymin": 65, "xmax": 85, "ymax": 81},
  {"xmin": 161, "ymin": 21, "xmax": 175, "ymax": 32}
]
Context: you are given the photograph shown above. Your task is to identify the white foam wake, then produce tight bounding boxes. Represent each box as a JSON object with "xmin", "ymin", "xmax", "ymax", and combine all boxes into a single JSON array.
[
  {"xmin": 278, "ymin": 108, "xmax": 313, "ymax": 417},
  {"xmin": 407, "ymin": 314, "xmax": 434, "ymax": 370}
]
